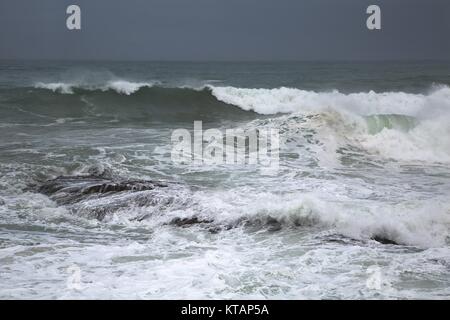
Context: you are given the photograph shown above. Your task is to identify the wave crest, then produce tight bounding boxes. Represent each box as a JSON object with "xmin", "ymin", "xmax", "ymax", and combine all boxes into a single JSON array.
[
  {"xmin": 34, "ymin": 81, "xmax": 450, "ymax": 118},
  {"xmin": 26, "ymin": 82, "xmax": 450, "ymax": 163},
  {"xmin": 209, "ymin": 85, "xmax": 450, "ymax": 117},
  {"xmin": 35, "ymin": 80, "xmax": 158, "ymax": 95}
]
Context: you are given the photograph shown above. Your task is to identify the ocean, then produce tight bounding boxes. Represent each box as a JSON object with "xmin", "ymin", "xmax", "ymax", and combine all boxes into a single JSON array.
[{"xmin": 0, "ymin": 60, "xmax": 449, "ymax": 299}]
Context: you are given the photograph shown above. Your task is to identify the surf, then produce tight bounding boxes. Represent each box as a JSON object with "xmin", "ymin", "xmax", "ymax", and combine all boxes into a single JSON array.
[{"xmin": 2, "ymin": 82, "xmax": 449, "ymax": 163}]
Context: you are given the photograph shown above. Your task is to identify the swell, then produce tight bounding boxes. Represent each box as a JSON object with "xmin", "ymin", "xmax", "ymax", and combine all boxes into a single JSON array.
[
  {"xmin": 0, "ymin": 85, "xmax": 258, "ymax": 124},
  {"xmin": 20, "ymin": 82, "xmax": 450, "ymax": 118},
  {"xmin": 3, "ymin": 83, "xmax": 450, "ymax": 117}
]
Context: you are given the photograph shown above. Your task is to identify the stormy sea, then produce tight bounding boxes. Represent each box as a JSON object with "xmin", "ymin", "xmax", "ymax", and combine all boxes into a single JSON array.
[{"xmin": 0, "ymin": 61, "xmax": 449, "ymax": 299}]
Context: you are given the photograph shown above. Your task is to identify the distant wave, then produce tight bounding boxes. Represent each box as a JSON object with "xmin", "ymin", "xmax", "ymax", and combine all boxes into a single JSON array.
[
  {"xmin": 7, "ymin": 83, "xmax": 256, "ymax": 123},
  {"xmin": 33, "ymin": 80, "xmax": 450, "ymax": 116},
  {"xmin": 35, "ymin": 80, "xmax": 159, "ymax": 95}
]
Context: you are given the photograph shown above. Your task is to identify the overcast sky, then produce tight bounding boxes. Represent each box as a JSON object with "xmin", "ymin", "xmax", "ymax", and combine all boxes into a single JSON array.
[{"xmin": 0, "ymin": 0, "xmax": 449, "ymax": 61}]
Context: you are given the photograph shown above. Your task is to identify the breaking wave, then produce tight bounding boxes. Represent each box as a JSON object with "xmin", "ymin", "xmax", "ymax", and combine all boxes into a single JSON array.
[
  {"xmin": 2, "ymin": 82, "xmax": 447, "ymax": 163},
  {"xmin": 209, "ymin": 85, "xmax": 450, "ymax": 117},
  {"xmin": 210, "ymin": 85, "xmax": 450, "ymax": 164},
  {"xmin": 32, "ymin": 174, "xmax": 450, "ymax": 248},
  {"xmin": 35, "ymin": 80, "xmax": 158, "ymax": 95},
  {"xmin": 31, "ymin": 80, "xmax": 450, "ymax": 117}
]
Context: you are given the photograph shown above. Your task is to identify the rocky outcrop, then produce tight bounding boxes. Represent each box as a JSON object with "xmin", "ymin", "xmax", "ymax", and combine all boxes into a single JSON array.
[
  {"xmin": 371, "ymin": 235, "xmax": 399, "ymax": 245},
  {"xmin": 170, "ymin": 217, "xmax": 213, "ymax": 227},
  {"xmin": 36, "ymin": 174, "xmax": 171, "ymax": 220},
  {"xmin": 38, "ymin": 175, "xmax": 168, "ymax": 206},
  {"xmin": 34, "ymin": 175, "xmax": 402, "ymax": 245}
]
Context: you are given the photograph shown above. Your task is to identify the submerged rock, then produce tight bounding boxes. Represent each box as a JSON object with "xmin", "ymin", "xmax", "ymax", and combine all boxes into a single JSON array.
[
  {"xmin": 38, "ymin": 174, "xmax": 168, "ymax": 206},
  {"xmin": 371, "ymin": 235, "xmax": 399, "ymax": 245},
  {"xmin": 170, "ymin": 216, "xmax": 213, "ymax": 227},
  {"xmin": 36, "ymin": 174, "xmax": 171, "ymax": 220}
]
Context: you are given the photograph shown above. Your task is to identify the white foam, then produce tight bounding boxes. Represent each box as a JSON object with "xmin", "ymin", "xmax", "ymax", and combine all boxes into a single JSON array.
[
  {"xmin": 209, "ymin": 85, "xmax": 450, "ymax": 117},
  {"xmin": 35, "ymin": 82, "xmax": 74, "ymax": 94},
  {"xmin": 187, "ymin": 189, "xmax": 450, "ymax": 248},
  {"xmin": 232, "ymin": 87, "xmax": 450, "ymax": 167},
  {"xmin": 357, "ymin": 118, "xmax": 450, "ymax": 163},
  {"xmin": 102, "ymin": 80, "xmax": 155, "ymax": 95},
  {"xmin": 34, "ymin": 80, "xmax": 157, "ymax": 95}
]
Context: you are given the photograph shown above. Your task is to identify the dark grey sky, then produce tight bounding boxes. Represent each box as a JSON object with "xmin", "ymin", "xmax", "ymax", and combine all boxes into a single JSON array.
[{"xmin": 0, "ymin": 0, "xmax": 449, "ymax": 61}]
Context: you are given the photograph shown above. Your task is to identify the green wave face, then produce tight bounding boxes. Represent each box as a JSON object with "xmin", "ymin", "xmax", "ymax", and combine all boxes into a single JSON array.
[{"xmin": 364, "ymin": 114, "xmax": 418, "ymax": 134}]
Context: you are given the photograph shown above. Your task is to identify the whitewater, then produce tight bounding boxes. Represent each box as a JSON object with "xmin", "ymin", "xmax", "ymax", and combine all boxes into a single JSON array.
[{"xmin": 0, "ymin": 61, "xmax": 449, "ymax": 299}]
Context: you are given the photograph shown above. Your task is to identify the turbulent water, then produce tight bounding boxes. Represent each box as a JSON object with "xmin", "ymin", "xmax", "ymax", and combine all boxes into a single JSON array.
[{"xmin": 0, "ymin": 61, "xmax": 449, "ymax": 299}]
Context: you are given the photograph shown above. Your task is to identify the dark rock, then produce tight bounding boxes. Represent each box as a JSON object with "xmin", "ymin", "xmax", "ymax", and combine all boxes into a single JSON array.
[
  {"xmin": 208, "ymin": 225, "xmax": 234, "ymax": 234},
  {"xmin": 170, "ymin": 216, "xmax": 213, "ymax": 227},
  {"xmin": 372, "ymin": 235, "xmax": 399, "ymax": 245},
  {"xmin": 35, "ymin": 174, "xmax": 173, "ymax": 221},
  {"xmin": 266, "ymin": 216, "xmax": 282, "ymax": 232},
  {"xmin": 38, "ymin": 174, "xmax": 168, "ymax": 206}
]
